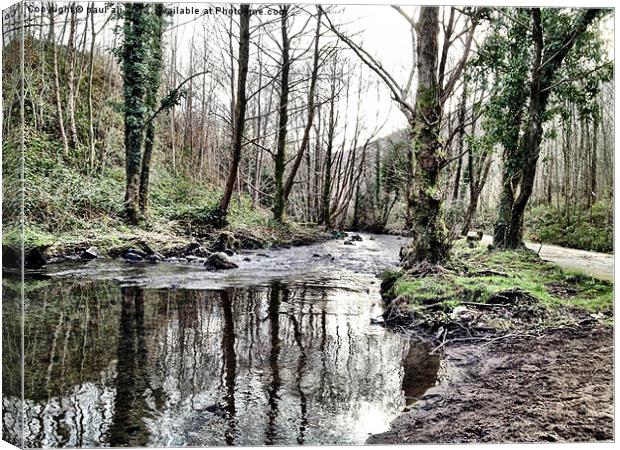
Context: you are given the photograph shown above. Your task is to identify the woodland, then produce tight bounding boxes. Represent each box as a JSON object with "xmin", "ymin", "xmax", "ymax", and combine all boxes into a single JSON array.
[
  {"xmin": 1, "ymin": 2, "xmax": 616, "ymax": 446},
  {"xmin": 1, "ymin": 3, "xmax": 613, "ymax": 256}
]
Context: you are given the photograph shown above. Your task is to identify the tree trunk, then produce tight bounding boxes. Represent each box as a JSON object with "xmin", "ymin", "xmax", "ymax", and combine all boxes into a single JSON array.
[
  {"xmin": 218, "ymin": 5, "xmax": 251, "ymax": 221},
  {"xmin": 139, "ymin": 4, "xmax": 165, "ymax": 215},
  {"xmin": 400, "ymin": 7, "xmax": 450, "ymax": 266},
  {"xmin": 452, "ymin": 77, "xmax": 468, "ymax": 203},
  {"xmin": 273, "ymin": 6, "xmax": 290, "ymax": 222},
  {"xmin": 494, "ymin": 8, "xmax": 600, "ymax": 249},
  {"xmin": 321, "ymin": 112, "xmax": 335, "ymax": 227},
  {"xmin": 122, "ymin": 3, "xmax": 150, "ymax": 224},
  {"xmin": 462, "ymin": 151, "xmax": 492, "ymax": 236},
  {"xmin": 283, "ymin": 7, "xmax": 322, "ymax": 202},
  {"xmin": 321, "ymin": 78, "xmax": 337, "ymax": 227},
  {"xmin": 588, "ymin": 108, "xmax": 599, "ymax": 212},
  {"xmin": 87, "ymin": 4, "xmax": 96, "ymax": 169},
  {"xmin": 503, "ymin": 10, "xmax": 547, "ymax": 248},
  {"xmin": 49, "ymin": 10, "xmax": 69, "ymax": 156},
  {"xmin": 545, "ymin": 146, "xmax": 553, "ymax": 206},
  {"xmin": 66, "ymin": 6, "xmax": 79, "ymax": 149}
]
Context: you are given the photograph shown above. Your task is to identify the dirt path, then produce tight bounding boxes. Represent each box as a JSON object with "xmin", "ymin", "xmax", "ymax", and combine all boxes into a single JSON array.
[
  {"xmin": 368, "ymin": 326, "xmax": 613, "ymax": 443},
  {"xmin": 481, "ymin": 235, "xmax": 613, "ymax": 281}
]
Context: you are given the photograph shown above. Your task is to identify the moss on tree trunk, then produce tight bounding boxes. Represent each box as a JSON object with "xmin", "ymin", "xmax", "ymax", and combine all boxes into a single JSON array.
[
  {"xmin": 493, "ymin": 8, "xmax": 600, "ymax": 250},
  {"xmin": 272, "ymin": 7, "xmax": 290, "ymax": 222},
  {"xmin": 400, "ymin": 7, "xmax": 450, "ymax": 267},
  {"xmin": 139, "ymin": 4, "xmax": 165, "ymax": 215}
]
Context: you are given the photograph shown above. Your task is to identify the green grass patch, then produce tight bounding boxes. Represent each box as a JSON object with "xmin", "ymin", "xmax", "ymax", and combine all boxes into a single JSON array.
[{"xmin": 389, "ymin": 240, "xmax": 613, "ymax": 317}]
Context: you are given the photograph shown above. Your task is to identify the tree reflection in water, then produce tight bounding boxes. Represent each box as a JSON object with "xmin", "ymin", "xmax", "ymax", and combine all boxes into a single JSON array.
[
  {"xmin": 108, "ymin": 287, "xmax": 151, "ymax": 447},
  {"xmin": 220, "ymin": 289, "xmax": 237, "ymax": 445},
  {"xmin": 5, "ymin": 276, "xmax": 438, "ymax": 447}
]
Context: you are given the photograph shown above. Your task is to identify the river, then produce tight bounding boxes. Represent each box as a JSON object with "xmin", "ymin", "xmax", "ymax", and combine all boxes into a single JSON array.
[{"xmin": 2, "ymin": 234, "xmax": 440, "ymax": 447}]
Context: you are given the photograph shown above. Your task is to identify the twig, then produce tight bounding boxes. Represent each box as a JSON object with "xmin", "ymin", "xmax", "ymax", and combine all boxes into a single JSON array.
[
  {"xmin": 430, "ymin": 332, "xmax": 533, "ymax": 354},
  {"xmin": 480, "ymin": 333, "xmax": 531, "ymax": 347},
  {"xmin": 467, "ymin": 270, "xmax": 510, "ymax": 278}
]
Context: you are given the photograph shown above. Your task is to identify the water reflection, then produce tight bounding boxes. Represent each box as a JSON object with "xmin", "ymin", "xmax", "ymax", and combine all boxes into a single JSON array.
[
  {"xmin": 2, "ymin": 274, "xmax": 23, "ymax": 447},
  {"xmin": 3, "ymin": 275, "xmax": 437, "ymax": 447},
  {"xmin": 108, "ymin": 287, "xmax": 151, "ymax": 447}
]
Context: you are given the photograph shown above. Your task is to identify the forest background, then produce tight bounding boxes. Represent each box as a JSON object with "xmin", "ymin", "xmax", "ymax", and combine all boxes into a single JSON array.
[{"xmin": 1, "ymin": 0, "xmax": 614, "ymax": 262}]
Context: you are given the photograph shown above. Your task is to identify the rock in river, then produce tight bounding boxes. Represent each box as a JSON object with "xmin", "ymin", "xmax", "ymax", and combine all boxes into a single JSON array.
[
  {"xmin": 204, "ymin": 252, "xmax": 239, "ymax": 271},
  {"xmin": 3, "ymin": 246, "xmax": 49, "ymax": 269},
  {"xmin": 81, "ymin": 246, "xmax": 101, "ymax": 260},
  {"xmin": 24, "ymin": 248, "xmax": 48, "ymax": 269},
  {"xmin": 183, "ymin": 242, "xmax": 210, "ymax": 258},
  {"xmin": 122, "ymin": 248, "xmax": 147, "ymax": 262},
  {"xmin": 146, "ymin": 252, "xmax": 165, "ymax": 264}
]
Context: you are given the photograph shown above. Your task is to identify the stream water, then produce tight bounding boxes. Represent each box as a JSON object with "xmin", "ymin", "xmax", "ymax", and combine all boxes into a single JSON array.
[{"xmin": 2, "ymin": 234, "xmax": 439, "ymax": 447}]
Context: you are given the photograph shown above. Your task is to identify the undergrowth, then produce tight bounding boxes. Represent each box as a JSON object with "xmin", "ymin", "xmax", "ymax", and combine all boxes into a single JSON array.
[
  {"xmin": 386, "ymin": 240, "xmax": 613, "ymax": 325},
  {"xmin": 525, "ymin": 202, "xmax": 613, "ymax": 253},
  {"xmin": 3, "ymin": 38, "xmax": 323, "ymax": 256}
]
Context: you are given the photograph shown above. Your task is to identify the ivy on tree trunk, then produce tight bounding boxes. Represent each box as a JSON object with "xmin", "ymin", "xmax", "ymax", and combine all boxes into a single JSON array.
[
  {"xmin": 494, "ymin": 8, "xmax": 601, "ymax": 249},
  {"xmin": 139, "ymin": 4, "xmax": 165, "ymax": 214},
  {"xmin": 121, "ymin": 3, "xmax": 150, "ymax": 224}
]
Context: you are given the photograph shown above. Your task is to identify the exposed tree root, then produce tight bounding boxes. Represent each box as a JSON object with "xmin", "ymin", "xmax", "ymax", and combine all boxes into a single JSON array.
[{"xmin": 404, "ymin": 261, "xmax": 453, "ymax": 278}]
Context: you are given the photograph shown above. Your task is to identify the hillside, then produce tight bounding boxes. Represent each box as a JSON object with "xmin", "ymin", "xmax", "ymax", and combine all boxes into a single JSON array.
[{"xmin": 2, "ymin": 37, "xmax": 325, "ymax": 262}]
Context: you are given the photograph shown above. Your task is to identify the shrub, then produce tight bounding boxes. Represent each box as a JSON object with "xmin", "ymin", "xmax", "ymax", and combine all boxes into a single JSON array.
[{"xmin": 526, "ymin": 202, "xmax": 613, "ymax": 253}]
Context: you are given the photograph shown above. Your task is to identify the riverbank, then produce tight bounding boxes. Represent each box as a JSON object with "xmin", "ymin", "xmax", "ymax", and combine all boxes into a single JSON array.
[
  {"xmin": 4, "ymin": 133, "xmax": 336, "ymax": 268},
  {"xmin": 2, "ymin": 219, "xmax": 333, "ymax": 269},
  {"xmin": 381, "ymin": 240, "xmax": 612, "ymax": 342},
  {"xmin": 369, "ymin": 325, "xmax": 613, "ymax": 443},
  {"xmin": 372, "ymin": 239, "xmax": 613, "ymax": 443}
]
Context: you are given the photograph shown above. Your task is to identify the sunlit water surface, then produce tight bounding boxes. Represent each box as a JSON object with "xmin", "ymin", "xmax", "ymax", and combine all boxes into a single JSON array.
[{"xmin": 3, "ymin": 234, "xmax": 439, "ymax": 447}]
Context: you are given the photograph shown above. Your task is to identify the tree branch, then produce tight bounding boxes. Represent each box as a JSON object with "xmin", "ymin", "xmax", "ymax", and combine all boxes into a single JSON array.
[{"xmin": 142, "ymin": 70, "xmax": 210, "ymax": 130}]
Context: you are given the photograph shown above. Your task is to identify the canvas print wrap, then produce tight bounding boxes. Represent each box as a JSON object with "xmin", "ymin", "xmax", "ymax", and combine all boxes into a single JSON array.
[{"xmin": 1, "ymin": 1, "xmax": 614, "ymax": 447}]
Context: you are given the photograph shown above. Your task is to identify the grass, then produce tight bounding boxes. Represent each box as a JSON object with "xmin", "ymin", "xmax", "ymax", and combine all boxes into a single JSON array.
[
  {"xmin": 3, "ymin": 126, "xmax": 325, "ymax": 257},
  {"xmin": 3, "ymin": 195, "xmax": 324, "ymax": 258},
  {"xmin": 387, "ymin": 240, "xmax": 613, "ymax": 320},
  {"xmin": 3, "ymin": 147, "xmax": 324, "ymax": 257}
]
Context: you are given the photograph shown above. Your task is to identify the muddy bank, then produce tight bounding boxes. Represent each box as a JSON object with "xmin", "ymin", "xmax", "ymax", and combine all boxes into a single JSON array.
[{"xmin": 369, "ymin": 325, "xmax": 613, "ymax": 444}]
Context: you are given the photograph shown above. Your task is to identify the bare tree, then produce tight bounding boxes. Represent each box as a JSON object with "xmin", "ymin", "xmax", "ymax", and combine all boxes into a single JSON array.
[
  {"xmin": 324, "ymin": 6, "xmax": 479, "ymax": 263},
  {"xmin": 218, "ymin": 5, "xmax": 251, "ymax": 222}
]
